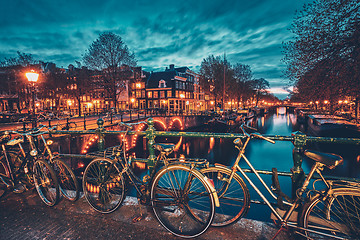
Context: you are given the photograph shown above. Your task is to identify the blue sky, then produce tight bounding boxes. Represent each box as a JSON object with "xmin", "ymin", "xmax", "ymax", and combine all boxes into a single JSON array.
[{"xmin": 0, "ymin": 0, "xmax": 310, "ymax": 98}]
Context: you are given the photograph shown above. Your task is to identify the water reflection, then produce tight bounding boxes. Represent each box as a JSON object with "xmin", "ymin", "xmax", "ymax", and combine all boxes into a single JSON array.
[{"xmin": 56, "ymin": 107, "xmax": 359, "ymax": 222}]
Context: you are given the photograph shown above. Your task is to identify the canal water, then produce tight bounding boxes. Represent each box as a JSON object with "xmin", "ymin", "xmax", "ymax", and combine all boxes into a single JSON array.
[{"xmin": 59, "ymin": 107, "xmax": 360, "ymax": 223}]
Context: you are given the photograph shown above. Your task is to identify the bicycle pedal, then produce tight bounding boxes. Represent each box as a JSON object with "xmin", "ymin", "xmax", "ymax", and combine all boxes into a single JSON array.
[{"xmin": 132, "ymin": 215, "xmax": 144, "ymax": 223}]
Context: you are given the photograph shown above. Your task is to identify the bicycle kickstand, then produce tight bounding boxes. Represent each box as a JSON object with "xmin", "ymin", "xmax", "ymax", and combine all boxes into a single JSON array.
[{"xmin": 271, "ymin": 225, "xmax": 288, "ymax": 240}]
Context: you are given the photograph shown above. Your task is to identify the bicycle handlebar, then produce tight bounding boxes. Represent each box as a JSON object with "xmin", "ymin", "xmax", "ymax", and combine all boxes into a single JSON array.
[
  {"xmin": 240, "ymin": 123, "xmax": 275, "ymax": 144},
  {"xmin": 251, "ymin": 132, "xmax": 275, "ymax": 144}
]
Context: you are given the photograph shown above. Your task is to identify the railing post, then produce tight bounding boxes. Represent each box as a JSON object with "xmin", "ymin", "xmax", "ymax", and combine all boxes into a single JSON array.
[
  {"xmin": 291, "ymin": 131, "xmax": 307, "ymax": 198},
  {"xmin": 146, "ymin": 118, "xmax": 156, "ymax": 171},
  {"xmin": 96, "ymin": 118, "xmax": 105, "ymax": 151},
  {"xmin": 83, "ymin": 115, "xmax": 86, "ymax": 130}
]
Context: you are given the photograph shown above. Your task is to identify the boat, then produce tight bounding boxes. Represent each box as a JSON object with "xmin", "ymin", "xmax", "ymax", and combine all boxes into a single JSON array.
[
  {"xmin": 294, "ymin": 108, "xmax": 328, "ymax": 124},
  {"xmin": 307, "ymin": 114, "xmax": 360, "ymax": 138},
  {"xmin": 206, "ymin": 117, "xmax": 228, "ymax": 132}
]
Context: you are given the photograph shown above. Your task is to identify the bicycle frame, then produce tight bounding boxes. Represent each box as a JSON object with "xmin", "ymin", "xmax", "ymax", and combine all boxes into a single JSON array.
[
  {"xmin": 0, "ymin": 134, "xmax": 35, "ymax": 187},
  {"xmin": 229, "ymin": 132, "xmax": 331, "ymax": 230}
]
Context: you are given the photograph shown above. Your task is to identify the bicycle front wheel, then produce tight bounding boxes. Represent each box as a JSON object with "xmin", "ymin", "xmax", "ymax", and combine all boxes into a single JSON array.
[
  {"xmin": 299, "ymin": 187, "xmax": 360, "ymax": 239},
  {"xmin": 33, "ymin": 159, "xmax": 59, "ymax": 207},
  {"xmin": 151, "ymin": 164, "xmax": 215, "ymax": 238},
  {"xmin": 201, "ymin": 166, "xmax": 250, "ymax": 227},
  {"xmin": 83, "ymin": 158, "xmax": 125, "ymax": 213},
  {"xmin": 52, "ymin": 157, "xmax": 79, "ymax": 201}
]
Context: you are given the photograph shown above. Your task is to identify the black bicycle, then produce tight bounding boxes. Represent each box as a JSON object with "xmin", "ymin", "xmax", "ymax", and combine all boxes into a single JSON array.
[
  {"xmin": 82, "ymin": 120, "xmax": 218, "ymax": 238},
  {"xmin": 0, "ymin": 127, "xmax": 59, "ymax": 207}
]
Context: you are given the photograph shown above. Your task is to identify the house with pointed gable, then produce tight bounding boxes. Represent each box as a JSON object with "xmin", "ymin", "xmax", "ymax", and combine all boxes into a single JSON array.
[{"xmin": 129, "ymin": 64, "xmax": 205, "ymax": 113}]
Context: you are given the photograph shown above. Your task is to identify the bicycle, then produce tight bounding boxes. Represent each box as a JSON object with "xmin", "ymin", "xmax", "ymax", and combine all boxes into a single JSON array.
[
  {"xmin": 0, "ymin": 131, "xmax": 31, "ymax": 197},
  {"xmin": 82, "ymin": 120, "xmax": 218, "ymax": 238},
  {"xmin": 102, "ymin": 111, "xmax": 120, "ymax": 125},
  {"xmin": 35, "ymin": 125, "xmax": 80, "ymax": 202},
  {"xmin": 58, "ymin": 119, "xmax": 77, "ymax": 130},
  {"xmin": 201, "ymin": 123, "xmax": 360, "ymax": 239},
  {"xmin": 0, "ymin": 127, "xmax": 59, "ymax": 207}
]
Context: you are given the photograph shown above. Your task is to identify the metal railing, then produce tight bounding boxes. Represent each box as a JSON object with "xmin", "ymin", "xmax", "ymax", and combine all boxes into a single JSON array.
[{"xmin": 51, "ymin": 117, "xmax": 360, "ymax": 196}]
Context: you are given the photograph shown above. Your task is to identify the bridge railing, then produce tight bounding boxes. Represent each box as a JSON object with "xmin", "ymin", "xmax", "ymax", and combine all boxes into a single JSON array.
[{"xmin": 51, "ymin": 117, "xmax": 360, "ymax": 197}]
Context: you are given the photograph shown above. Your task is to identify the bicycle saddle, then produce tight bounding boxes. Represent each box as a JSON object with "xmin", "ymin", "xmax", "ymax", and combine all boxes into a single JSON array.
[
  {"xmin": 153, "ymin": 143, "xmax": 175, "ymax": 153},
  {"xmin": 0, "ymin": 132, "xmax": 11, "ymax": 145},
  {"xmin": 304, "ymin": 150, "xmax": 343, "ymax": 169}
]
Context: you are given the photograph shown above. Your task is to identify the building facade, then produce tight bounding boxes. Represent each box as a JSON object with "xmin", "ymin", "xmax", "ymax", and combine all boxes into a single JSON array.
[{"xmin": 129, "ymin": 64, "xmax": 205, "ymax": 113}]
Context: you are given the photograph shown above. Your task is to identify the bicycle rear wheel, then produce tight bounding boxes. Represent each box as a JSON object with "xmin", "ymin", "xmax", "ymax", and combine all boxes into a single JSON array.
[
  {"xmin": 83, "ymin": 158, "xmax": 125, "ymax": 213},
  {"xmin": 0, "ymin": 183, "xmax": 6, "ymax": 199},
  {"xmin": 9, "ymin": 151, "xmax": 34, "ymax": 188},
  {"xmin": 151, "ymin": 164, "xmax": 215, "ymax": 238},
  {"xmin": 201, "ymin": 166, "xmax": 250, "ymax": 227},
  {"xmin": 52, "ymin": 157, "xmax": 79, "ymax": 201},
  {"xmin": 33, "ymin": 159, "xmax": 59, "ymax": 207},
  {"xmin": 299, "ymin": 188, "xmax": 360, "ymax": 239}
]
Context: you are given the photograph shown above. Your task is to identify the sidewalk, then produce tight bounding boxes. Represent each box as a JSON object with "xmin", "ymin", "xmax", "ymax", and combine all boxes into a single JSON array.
[{"xmin": 0, "ymin": 190, "xmax": 294, "ymax": 240}]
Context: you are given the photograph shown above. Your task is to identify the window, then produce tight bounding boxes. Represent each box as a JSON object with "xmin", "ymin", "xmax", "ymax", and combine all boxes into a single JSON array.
[
  {"xmin": 160, "ymin": 91, "xmax": 165, "ymax": 98},
  {"xmin": 136, "ymin": 90, "xmax": 141, "ymax": 98},
  {"xmin": 141, "ymin": 90, "xmax": 145, "ymax": 98},
  {"xmin": 159, "ymin": 80, "xmax": 166, "ymax": 88},
  {"xmin": 148, "ymin": 91, "xmax": 152, "ymax": 98},
  {"xmin": 153, "ymin": 91, "xmax": 158, "ymax": 98},
  {"xmin": 167, "ymin": 90, "xmax": 172, "ymax": 97}
]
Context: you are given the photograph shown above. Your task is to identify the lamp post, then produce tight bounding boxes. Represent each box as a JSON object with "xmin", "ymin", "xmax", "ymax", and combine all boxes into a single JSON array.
[{"xmin": 26, "ymin": 71, "xmax": 39, "ymax": 127}]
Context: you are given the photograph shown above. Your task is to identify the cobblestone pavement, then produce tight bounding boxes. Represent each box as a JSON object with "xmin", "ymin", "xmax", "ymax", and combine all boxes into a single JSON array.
[{"xmin": 0, "ymin": 190, "xmax": 295, "ymax": 240}]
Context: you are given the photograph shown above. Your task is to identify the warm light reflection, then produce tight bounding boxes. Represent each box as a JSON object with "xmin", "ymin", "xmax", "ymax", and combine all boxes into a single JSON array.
[{"xmin": 209, "ymin": 137, "xmax": 215, "ymax": 152}]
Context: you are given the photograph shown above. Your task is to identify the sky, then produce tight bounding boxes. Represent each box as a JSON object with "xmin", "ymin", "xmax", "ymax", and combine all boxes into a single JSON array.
[{"xmin": 0, "ymin": 0, "xmax": 311, "ymax": 99}]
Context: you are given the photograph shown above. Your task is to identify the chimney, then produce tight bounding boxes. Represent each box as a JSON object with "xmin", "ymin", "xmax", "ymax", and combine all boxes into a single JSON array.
[{"xmin": 169, "ymin": 64, "xmax": 174, "ymax": 70}]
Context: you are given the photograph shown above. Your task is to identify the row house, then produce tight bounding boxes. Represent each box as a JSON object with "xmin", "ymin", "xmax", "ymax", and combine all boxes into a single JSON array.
[
  {"xmin": 129, "ymin": 64, "xmax": 206, "ymax": 113},
  {"xmin": 0, "ymin": 63, "xmax": 209, "ymax": 117}
]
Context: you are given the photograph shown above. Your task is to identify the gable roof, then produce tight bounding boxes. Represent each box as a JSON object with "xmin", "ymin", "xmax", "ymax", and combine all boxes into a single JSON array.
[{"xmin": 146, "ymin": 70, "xmax": 176, "ymax": 88}]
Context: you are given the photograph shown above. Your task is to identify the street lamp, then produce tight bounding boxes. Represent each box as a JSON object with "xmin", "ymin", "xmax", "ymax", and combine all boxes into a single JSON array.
[
  {"xmin": 26, "ymin": 71, "xmax": 39, "ymax": 127},
  {"xmin": 130, "ymin": 98, "xmax": 135, "ymax": 109}
]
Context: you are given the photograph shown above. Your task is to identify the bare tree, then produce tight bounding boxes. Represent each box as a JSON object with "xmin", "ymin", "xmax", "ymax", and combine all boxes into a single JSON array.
[
  {"xmin": 199, "ymin": 55, "xmax": 232, "ymax": 109},
  {"xmin": 251, "ymin": 78, "xmax": 270, "ymax": 106},
  {"xmin": 0, "ymin": 51, "xmax": 38, "ymax": 67},
  {"xmin": 83, "ymin": 32, "xmax": 137, "ymax": 110}
]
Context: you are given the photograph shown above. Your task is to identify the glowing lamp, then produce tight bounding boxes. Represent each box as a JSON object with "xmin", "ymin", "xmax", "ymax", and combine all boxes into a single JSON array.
[{"xmin": 26, "ymin": 71, "xmax": 39, "ymax": 83}]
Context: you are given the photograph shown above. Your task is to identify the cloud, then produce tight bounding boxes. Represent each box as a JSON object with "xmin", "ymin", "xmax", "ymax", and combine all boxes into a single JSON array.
[{"xmin": 0, "ymin": 0, "xmax": 310, "ymax": 90}]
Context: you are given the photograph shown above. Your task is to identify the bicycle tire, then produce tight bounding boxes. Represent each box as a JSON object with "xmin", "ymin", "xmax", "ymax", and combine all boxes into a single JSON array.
[
  {"xmin": 52, "ymin": 157, "xmax": 79, "ymax": 201},
  {"xmin": 201, "ymin": 166, "xmax": 250, "ymax": 227},
  {"xmin": 299, "ymin": 187, "xmax": 360, "ymax": 239},
  {"xmin": 0, "ymin": 183, "xmax": 6, "ymax": 199},
  {"xmin": 8, "ymin": 151, "xmax": 34, "ymax": 187},
  {"xmin": 69, "ymin": 122, "xmax": 77, "ymax": 130},
  {"xmin": 151, "ymin": 164, "xmax": 215, "ymax": 238},
  {"xmin": 0, "ymin": 156, "xmax": 10, "ymax": 179},
  {"xmin": 33, "ymin": 159, "xmax": 59, "ymax": 207},
  {"xmin": 0, "ymin": 159, "xmax": 9, "ymax": 199},
  {"xmin": 83, "ymin": 158, "xmax": 125, "ymax": 213}
]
